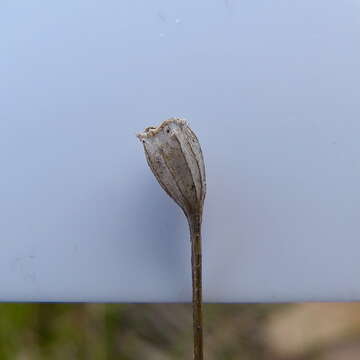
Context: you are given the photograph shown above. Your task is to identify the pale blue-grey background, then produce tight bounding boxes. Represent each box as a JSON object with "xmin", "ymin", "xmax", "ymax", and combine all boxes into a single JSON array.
[{"xmin": 1, "ymin": 0, "xmax": 360, "ymax": 301}]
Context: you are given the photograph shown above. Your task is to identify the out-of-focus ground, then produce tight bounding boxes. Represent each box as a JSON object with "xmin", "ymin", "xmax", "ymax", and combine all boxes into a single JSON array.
[{"xmin": 0, "ymin": 303, "xmax": 360, "ymax": 359}]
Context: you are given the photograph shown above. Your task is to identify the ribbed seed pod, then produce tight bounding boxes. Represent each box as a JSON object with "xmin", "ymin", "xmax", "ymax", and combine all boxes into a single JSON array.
[
  {"xmin": 137, "ymin": 118, "xmax": 206, "ymax": 221},
  {"xmin": 137, "ymin": 118, "xmax": 206, "ymax": 360}
]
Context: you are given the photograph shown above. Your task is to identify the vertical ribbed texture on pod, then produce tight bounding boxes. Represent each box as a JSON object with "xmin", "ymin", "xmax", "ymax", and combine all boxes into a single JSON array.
[
  {"xmin": 137, "ymin": 118, "xmax": 206, "ymax": 360},
  {"xmin": 137, "ymin": 118, "xmax": 206, "ymax": 222}
]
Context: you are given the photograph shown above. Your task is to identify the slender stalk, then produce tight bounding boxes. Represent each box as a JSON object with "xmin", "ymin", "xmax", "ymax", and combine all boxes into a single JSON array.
[{"xmin": 189, "ymin": 215, "xmax": 203, "ymax": 360}]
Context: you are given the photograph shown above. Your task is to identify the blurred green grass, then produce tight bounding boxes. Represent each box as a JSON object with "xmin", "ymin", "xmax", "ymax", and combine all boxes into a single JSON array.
[
  {"xmin": 1, "ymin": 303, "xmax": 359, "ymax": 359},
  {"xmin": 0, "ymin": 304, "xmax": 280, "ymax": 360}
]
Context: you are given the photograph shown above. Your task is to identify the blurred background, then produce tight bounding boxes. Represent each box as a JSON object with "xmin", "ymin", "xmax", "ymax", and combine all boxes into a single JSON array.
[{"xmin": 1, "ymin": 303, "xmax": 360, "ymax": 359}]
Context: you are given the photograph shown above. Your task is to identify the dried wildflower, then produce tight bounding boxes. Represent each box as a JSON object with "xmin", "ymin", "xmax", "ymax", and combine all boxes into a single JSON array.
[{"xmin": 137, "ymin": 118, "xmax": 206, "ymax": 360}]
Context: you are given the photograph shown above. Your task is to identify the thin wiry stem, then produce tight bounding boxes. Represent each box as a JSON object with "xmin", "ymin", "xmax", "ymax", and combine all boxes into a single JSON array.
[{"xmin": 189, "ymin": 215, "xmax": 203, "ymax": 360}]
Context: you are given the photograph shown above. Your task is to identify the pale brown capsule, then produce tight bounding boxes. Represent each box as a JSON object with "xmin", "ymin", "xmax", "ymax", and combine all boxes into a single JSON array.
[
  {"xmin": 137, "ymin": 118, "xmax": 206, "ymax": 360},
  {"xmin": 137, "ymin": 117, "xmax": 206, "ymax": 222}
]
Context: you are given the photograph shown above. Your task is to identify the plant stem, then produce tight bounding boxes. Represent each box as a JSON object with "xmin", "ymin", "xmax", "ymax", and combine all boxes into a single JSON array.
[{"xmin": 189, "ymin": 215, "xmax": 203, "ymax": 360}]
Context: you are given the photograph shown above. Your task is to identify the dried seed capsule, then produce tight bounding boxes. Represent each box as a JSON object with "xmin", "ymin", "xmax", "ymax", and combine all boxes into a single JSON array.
[
  {"xmin": 137, "ymin": 117, "xmax": 206, "ymax": 360},
  {"xmin": 137, "ymin": 118, "xmax": 206, "ymax": 221}
]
